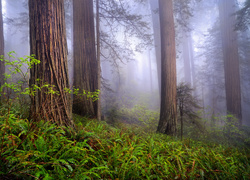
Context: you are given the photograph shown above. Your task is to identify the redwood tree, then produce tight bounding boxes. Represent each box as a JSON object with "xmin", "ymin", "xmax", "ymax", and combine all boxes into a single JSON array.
[
  {"xmin": 157, "ymin": 0, "xmax": 177, "ymax": 135},
  {"xmin": 29, "ymin": 0, "xmax": 73, "ymax": 127},
  {"xmin": 73, "ymin": 0, "xmax": 98, "ymax": 117},
  {"xmin": 218, "ymin": 0, "xmax": 242, "ymax": 124}
]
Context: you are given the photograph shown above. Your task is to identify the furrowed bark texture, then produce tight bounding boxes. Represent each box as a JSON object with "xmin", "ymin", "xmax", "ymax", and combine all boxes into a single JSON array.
[
  {"xmin": 29, "ymin": 0, "xmax": 73, "ymax": 127},
  {"xmin": 73, "ymin": 0, "xmax": 98, "ymax": 117},
  {"xmin": 218, "ymin": 0, "xmax": 242, "ymax": 124},
  {"xmin": 0, "ymin": 0, "xmax": 4, "ymax": 87},
  {"xmin": 157, "ymin": 0, "xmax": 177, "ymax": 135}
]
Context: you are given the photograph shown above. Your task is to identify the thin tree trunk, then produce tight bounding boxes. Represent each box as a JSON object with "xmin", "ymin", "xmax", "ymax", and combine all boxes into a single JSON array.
[
  {"xmin": 148, "ymin": 49, "xmax": 153, "ymax": 93},
  {"xmin": 96, "ymin": 0, "xmax": 101, "ymax": 121},
  {"xmin": 218, "ymin": 0, "xmax": 242, "ymax": 124},
  {"xmin": 157, "ymin": 0, "xmax": 177, "ymax": 135},
  {"xmin": 73, "ymin": 0, "xmax": 98, "ymax": 117},
  {"xmin": 29, "ymin": 0, "xmax": 73, "ymax": 127},
  {"xmin": 181, "ymin": 114, "xmax": 183, "ymax": 140},
  {"xmin": 211, "ymin": 75, "xmax": 216, "ymax": 127},
  {"xmin": 0, "ymin": 0, "xmax": 4, "ymax": 88}
]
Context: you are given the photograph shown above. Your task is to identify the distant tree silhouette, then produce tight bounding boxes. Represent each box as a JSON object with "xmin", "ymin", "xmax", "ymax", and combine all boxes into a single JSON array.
[{"xmin": 218, "ymin": 0, "xmax": 242, "ymax": 124}]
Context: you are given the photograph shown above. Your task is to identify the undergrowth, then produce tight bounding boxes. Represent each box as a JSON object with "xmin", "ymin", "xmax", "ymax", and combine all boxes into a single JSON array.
[
  {"xmin": 0, "ymin": 111, "xmax": 249, "ymax": 179},
  {"xmin": 0, "ymin": 52, "xmax": 248, "ymax": 179}
]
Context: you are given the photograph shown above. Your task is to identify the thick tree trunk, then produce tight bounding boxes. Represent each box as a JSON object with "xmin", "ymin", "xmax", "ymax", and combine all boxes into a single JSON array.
[
  {"xmin": 29, "ymin": 0, "xmax": 73, "ymax": 127},
  {"xmin": 0, "ymin": 0, "xmax": 4, "ymax": 87},
  {"xmin": 157, "ymin": 0, "xmax": 177, "ymax": 135},
  {"xmin": 218, "ymin": 0, "xmax": 242, "ymax": 124},
  {"xmin": 73, "ymin": 0, "xmax": 98, "ymax": 117}
]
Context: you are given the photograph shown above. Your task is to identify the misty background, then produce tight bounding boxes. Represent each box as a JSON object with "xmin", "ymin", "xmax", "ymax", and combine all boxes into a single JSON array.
[{"xmin": 2, "ymin": 0, "xmax": 250, "ymax": 127}]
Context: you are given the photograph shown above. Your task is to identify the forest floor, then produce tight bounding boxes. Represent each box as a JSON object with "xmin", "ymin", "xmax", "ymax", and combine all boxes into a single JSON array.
[{"xmin": 0, "ymin": 113, "xmax": 249, "ymax": 180}]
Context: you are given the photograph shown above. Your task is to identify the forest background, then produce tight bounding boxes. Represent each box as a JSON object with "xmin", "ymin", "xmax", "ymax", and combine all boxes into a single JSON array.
[{"xmin": 0, "ymin": 0, "xmax": 250, "ymax": 179}]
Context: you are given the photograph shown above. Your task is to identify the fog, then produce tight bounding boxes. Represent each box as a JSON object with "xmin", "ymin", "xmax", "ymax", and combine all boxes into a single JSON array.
[{"xmin": 2, "ymin": 0, "xmax": 250, "ymax": 127}]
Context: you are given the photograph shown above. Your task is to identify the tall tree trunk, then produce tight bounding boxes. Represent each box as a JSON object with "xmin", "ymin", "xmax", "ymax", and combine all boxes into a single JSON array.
[
  {"xmin": 182, "ymin": 32, "xmax": 192, "ymax": 85},
  {"xmin": 73, "ymin": 0, "xmax": 98, "ymax": 117},
  {"xmin": 96, "ymin": 0, "xmax": 101, "ymax": 121},
  {"xmin": 218, "ymin": 0, "xmax": 242, "ymax": 124},
  {"xmin": 182, "ymin": 31, "xmax": 195, "ymax": 88},
  {"xmin": 239, "ymin": 29, "xmax": 250, "ymax": 125},
  {"xmin": 188, "ymin": 35, "xmax": 196, "ymax": 90},
  {"xmin": 148, "ymin": 49, "xmax": 153, "ymax": 93},
  {"xmin": 29, "ymin": 0, "xmax": 73, "ymax": 127},
  {"xmin": 157, "ymin": 0, "xmax": 177, "ymax": 135},
  {"xmin": 0, "ymin": 0, "xmax": 4, "ymax": 88}
]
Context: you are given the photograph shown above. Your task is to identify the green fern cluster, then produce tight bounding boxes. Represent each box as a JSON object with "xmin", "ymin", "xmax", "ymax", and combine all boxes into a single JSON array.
[
  {"xmin": 0, "ymin": 112, "xmax": 106, "ymax": 179},
  {"xmin": 1, "ymin": 112, "xmax": 249, "ymax": 179},
  {"xmin": 192, "ymin": 114, "xmax": 250, "ymax": 147}
]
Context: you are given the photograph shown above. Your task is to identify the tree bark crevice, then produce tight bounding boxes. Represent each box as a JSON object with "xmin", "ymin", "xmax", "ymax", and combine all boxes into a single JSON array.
[{"xmin": 29, "ymin": 0, "xmax": 73, "ymax": 127}]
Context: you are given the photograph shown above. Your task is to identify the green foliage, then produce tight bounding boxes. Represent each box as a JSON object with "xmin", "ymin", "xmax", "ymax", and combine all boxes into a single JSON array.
[
  {"xmin": 0, "ymin": 51, "xmax": 100, "ymax": 99},
  {"xmin": 70, "ymin": 88, "xmax": 100, "ymax": 102},
  {"xmin": 176, "ymin": 83, "xmax": 203, "ymax": 140},
  {"xmin": 0, "ymin": 52, "xmax": 100, "ymax": 120},
  {"xmin": 0, "ymin": 114, "xmax": 249, "ymax": 179},
  {"xmin": 0, "ymin": 52, "xmax": 249, "ymax": 179},
  {"xmin": 3, "ymin": 51, "xmax": 40, "ymax": 78},
  {"xmin": 175, "ymin": 83, "xmax": 249, "ymax": 147},
  {"xmin": 199, "ymin": 114, "xmax": 250, "ymax": 147},
  {"xmin": 177, "ymin": 83, "xmax": 201, "ymax": 118},
  {"xmin": 0, "ymin": 52, "xmax": 40, "ymax": 118}
]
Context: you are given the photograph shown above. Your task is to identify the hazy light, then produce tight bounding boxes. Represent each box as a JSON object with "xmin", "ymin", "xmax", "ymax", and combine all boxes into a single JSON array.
[{"xmin": 2, "ymin": 0, "xmax": 6, "ymax": 14}]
